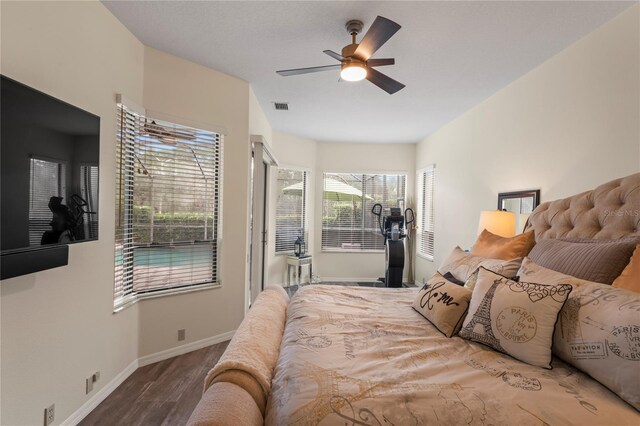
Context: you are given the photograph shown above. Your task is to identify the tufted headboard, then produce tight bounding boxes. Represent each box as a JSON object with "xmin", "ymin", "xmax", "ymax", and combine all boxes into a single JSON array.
[{"xmin": 524, "ymin": 173, "xmax": 640, "ymax": 241}]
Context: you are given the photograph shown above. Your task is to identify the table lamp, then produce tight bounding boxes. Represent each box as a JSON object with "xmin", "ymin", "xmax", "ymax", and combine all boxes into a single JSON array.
[{"xmin": 477, "ymin": 210, "xmax": 516, "ymax": 238}]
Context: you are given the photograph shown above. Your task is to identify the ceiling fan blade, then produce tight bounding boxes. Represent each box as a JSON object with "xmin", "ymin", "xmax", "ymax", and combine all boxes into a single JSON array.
[
  {"xmin": 366, "ymin": 66, "xmax": 405, "ymax": 94},
  {"xmin": 323, "ymin": 50, "xmax": 344, "ymax": 61},
  {"xmin": 354, "ymin": 16, "xmax": 401, "ymax": 61},
  {"xmin": 276, "ymin": 64, "xmax": 341, "ymax": 76},
  {"xmin": 367, "ymin": 58, "xmax": 395, "ymax": 67}
]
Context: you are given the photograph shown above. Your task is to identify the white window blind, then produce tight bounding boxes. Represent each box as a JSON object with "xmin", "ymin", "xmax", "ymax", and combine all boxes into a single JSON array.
[
  {"xmin": 417, "ymin": 165, "xmax": 435, "ymax": 260},
  {"xmin": 29, "ymin": 157, "xmax": 66, "ymax": 245},
  {"xmin": 80, "ymin": 165, "xmax": 99, "ymax": 240},
  {"xmin": 322, "ymin": 173, "xmax": 406, "ymax": 252},
  {"xmin": 114, "ymin": 103, "xmax": 223, "ymax": 308},
  {"xmin": 275, "ymin": 168, "xmax": 308, "ymax": 254}
]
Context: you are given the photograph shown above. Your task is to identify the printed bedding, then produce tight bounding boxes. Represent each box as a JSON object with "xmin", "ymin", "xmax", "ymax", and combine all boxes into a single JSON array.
[{"xmin": 266, "ymin": 285, "xmax": 638, "ymax": 425}]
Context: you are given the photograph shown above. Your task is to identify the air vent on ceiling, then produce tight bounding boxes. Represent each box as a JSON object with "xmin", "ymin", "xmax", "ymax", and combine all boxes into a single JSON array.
[{"xmin": 273, "ymin": 102, "xmax": 289, "ymax": 111}]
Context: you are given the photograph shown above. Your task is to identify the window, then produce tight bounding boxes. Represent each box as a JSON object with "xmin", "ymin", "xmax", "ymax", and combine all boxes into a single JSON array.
[
  {"xmin": 114, "ymin": 103, "xmax": 223, "ymax": 309},
  {"xmin": 322, "ymin": 173, "xmax": 406, "ymax": 252},
  {"xmin": 417, "ymin": 165, "xmax": 435, "ymax": 260},
  {"xmin": 275, "ymin": 168, "xmax": 308, "ymax": 254},
  {"xmin": 29, "ymin": 157, "xmax": 66, "ymax": 245},
  {"xmin": 80, "ymin": 165, "xmax": 99, "ymax": 240}
]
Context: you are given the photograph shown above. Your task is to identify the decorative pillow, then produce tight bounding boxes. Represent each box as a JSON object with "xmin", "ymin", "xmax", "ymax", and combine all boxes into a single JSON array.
[
  {"xmin": 613, "ymin": 244, "xmax": 640, "ymax": 293},
  {"xmin": 438, "ymin": 246, "xmax": 522, "ymax": 283},
  {"xmin": 471, "ymin": 229, "xmax": 536, "ymax": 260},
  {"xmin": 413, "ymin": 272, "xmax": 472, "ymax": 337},
  {"xmin": 518, "ymin": 257, "xmax": 640, "ymax": 409},
  {"xmin": 463, "ymin": 269, "xmax": 480, "ymax": 292},
  {"xmin": 527, "ymin": 238, "xmax": 637, "ymax": 284},
  {"xmin": 459, "ymin": 267, "xmax": 572, "ymax": 369},
  {"xmin": 442, "ymin": 272, "xmax": 465, "ymax": 286}
]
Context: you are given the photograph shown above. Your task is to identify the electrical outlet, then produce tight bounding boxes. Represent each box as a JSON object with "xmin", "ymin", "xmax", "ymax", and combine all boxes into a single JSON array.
[
  {"xmin": 92, "ymin": 371, "xmax": 100, "ymax": 383},
  {"xmin": 178, "ymin": 329, "xmax": 186, "ymax": 341},
  {"xmin": 86, "ymin": 377, "xmax": 93, "ymax": 394},
  {"xmin": 44, "ymin": 404, "xmax": 55, "ymax": 426}
]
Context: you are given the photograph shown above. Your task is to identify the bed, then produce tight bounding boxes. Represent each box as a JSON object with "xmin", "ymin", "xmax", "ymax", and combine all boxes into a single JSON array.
[{"xmin": 188, "ymin": 173, "xmax": 640, "ymax": 426}]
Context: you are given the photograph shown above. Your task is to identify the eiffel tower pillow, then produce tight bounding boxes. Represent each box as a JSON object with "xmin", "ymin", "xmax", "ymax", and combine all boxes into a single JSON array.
[
  {"xmin": 412, "ymin": 272, "xmax": 473, "ymax": 337},
  {"xmin": 459, "ymin": 267, "xmax": 572, "ymax": 368}
]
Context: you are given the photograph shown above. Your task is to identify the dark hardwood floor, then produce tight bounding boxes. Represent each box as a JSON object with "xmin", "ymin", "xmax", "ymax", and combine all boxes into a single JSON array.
[{"xmin": 79, "ymin": 340, "xmax": 229, "ymax": 426}]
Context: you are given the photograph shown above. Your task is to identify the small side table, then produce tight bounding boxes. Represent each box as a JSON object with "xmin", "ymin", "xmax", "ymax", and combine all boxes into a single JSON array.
[{"xmin": 286, "ymin": 255, "xmax": 312, "ymax": 287}]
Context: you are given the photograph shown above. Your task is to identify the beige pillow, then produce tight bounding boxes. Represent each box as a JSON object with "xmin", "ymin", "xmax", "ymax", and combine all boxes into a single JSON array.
[
  {"xmin": 459, "ymin": 267, "xmax": 572, "ymax": 369},
  {"xmin": 613, "ymin": 244, "xmax": 640, "ymax": 293},
  {"xmin": 439, "ymin": 246, "xmax": 522, "ymax": 282},
  {"xmin": 518, "ymin": 258, "xmax": 640, "ymax": 410},
  {"xmin": 413, "ymin": 273, "xmax": 472, "ymax": 337},
  {"xmin": 471, "ymin": 229, "xmax": 536, "ymax": 260}
]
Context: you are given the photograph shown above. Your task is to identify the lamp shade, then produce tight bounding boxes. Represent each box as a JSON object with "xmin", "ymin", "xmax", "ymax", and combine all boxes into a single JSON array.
[{"xmin": 478, "ymin": 210, "xmax": 516, "ymax": 238}]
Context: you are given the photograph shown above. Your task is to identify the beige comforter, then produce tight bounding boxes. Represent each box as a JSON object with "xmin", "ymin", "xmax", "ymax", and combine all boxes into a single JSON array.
[{"xmin": 266, "ymin": 285, "xmax": 639, "ymax": 425}]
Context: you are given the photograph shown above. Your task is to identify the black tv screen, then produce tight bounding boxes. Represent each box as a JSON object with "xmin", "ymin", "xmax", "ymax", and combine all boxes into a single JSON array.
[{"xmin": 1, "ymin": 75, "xmax": 100, "ymax": 253}]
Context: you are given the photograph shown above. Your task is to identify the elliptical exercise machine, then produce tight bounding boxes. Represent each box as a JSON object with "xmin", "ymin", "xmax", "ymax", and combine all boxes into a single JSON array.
[{"xmin": 371, "ymin": 204, "xmax": 414, "ymax": 288}]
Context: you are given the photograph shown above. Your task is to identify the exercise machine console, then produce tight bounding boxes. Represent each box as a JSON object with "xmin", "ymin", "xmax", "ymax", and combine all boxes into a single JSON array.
[{"xmin": 371, "ymin": 204, "xmax": 414, "ymax": 287}]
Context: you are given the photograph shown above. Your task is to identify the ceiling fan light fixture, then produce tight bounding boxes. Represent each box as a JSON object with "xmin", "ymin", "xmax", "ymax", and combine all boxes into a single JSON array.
[{"xmin": 340, "ymin": 63, "xmax": 367, "ymax": 82}]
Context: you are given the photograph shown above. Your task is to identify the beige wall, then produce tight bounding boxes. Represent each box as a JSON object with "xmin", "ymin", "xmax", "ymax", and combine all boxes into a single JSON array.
[
  {"xmin": 268, "ymin": 132, "xmax": 317, "ymax": 285},
  {"xmin": 138, "ymin": 47, "xmax": 252, "ymax": 356},
  {"xmin": 0, "ymin": 4, "xmax": 267, "ymax": 423},
  {"xmin": 314, "ymin": 142, "xmax": 416, "ymax": 281},
  {"xmin": 0, "ymin": 2, "xmax": 144, "ymax": 425},
  {"xmin": 267, "ymin": 137, "xmax": 416, "ymax": 285},
  {"xmin": 415, "ymin": 5, "xmax": 640, "ymax": 283}
]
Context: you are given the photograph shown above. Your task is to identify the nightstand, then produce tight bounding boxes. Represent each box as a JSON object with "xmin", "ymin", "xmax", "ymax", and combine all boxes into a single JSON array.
[{"xmin": 286, "ymin": 255, "xmax": 313, "ymax": 287}]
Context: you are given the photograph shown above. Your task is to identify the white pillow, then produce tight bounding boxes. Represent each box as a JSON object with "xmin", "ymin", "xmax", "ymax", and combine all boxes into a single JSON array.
[
  {"xmin": 518, "ymin": 258, "xmax": 640, "ymax": 410},
  {"xmin": 412, "ymin": 272, "xmax": 472, "ymax": 337},
  {"xmin": 439, "ymin": 246, "xmax": 522, "ymax": 284},
  {"xmin": 459, "ymin": 267, "xmax": 572, "ymax": 369}
]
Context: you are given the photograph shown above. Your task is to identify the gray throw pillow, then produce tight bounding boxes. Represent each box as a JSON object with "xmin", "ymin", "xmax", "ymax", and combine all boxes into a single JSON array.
[{"xmin": 527, "ymin": 238, "xmax": 637, "ymax": 284}]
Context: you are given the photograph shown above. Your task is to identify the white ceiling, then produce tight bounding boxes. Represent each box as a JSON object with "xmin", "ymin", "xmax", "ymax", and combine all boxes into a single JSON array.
[{"xmin": 102, "ymin": 1, "xmax": 634, "ymax": 144}]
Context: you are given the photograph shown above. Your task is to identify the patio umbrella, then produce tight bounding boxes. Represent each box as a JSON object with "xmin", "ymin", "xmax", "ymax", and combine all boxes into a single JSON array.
[{"xmin": 282, "ymin": 177, "xmax": 372, "ymax": 201}]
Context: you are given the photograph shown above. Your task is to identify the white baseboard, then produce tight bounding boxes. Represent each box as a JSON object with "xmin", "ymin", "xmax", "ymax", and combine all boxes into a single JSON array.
[
  {"xmin": 62, "ymin": 329, "xmax": 236, "ymax": 425},
  {"xmin": 61, "ymin": 359, "xmax": 139, "ymax": 426},
  {"xmin": 138, "ymin": 330, "xmax": 236, "ymax": 367}
]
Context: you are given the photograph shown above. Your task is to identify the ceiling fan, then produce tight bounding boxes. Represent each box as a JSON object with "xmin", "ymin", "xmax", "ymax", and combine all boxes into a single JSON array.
[{"xmin": 276, "ymin": 16, "xmax": 405, "ymax": 95}]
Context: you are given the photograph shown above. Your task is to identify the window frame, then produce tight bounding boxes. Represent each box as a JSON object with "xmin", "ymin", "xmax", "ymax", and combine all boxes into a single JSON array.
[
  {"xmin": 416, "ymin": 165, "xmax": 436, "ymax": 261},
  {"xmin": 28, "ymin": 155, "xmax": 67, "ymax": 246},
  {"xmin": 274, "ymin": 166, "xmax": 310, "ymax": 256},
  {"xmin": 321, "ymin": 171, "xmax": 408, "ymax": 253},
  {"xmin": 113, "ymin": 101, "xmax": 224, "ymax": 312}
]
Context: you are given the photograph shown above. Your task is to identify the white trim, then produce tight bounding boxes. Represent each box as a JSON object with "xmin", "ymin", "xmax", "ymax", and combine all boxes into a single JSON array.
[
  {"xmin": 61, "ymin": 359, "xmax": 139, "ymax": 426},
  {"xmin": 417, "ymin": 252, "xmax": 435, "ymax": 262},
  {"xmin": 416, "ymin": 164, "xmax": 436, "ymax": 175},
  {"xmin": 114, "ymin": 283, "xmax": 222, "ymax": 313},
  {"xmin": 251, "ymin": 135, "xmax": 279, "ymax": 166},
  {"xmin": 147, "ymin": 108, "xmax": 228, "ymax": 135},
  {"xmin": 321, "ymin": 249, "xmax": 385, "ymax": 254},
  {"xmin": 323, "ymin": 169, "xmax": 409, "ymax": 176},
  {"xmin": 138, "ymin": 330, "xmax": 236, "ymax": 367},
  {"xmin": 61, "ymin": 329, "xmax": 236, "ymax": 425},
  {"xmin": 278, "ymin": 164, "xmax": 312, "ymax": 173},
  {"xmin": 115, "ymin": 94, "xmax": 145, "ymax": 116}
]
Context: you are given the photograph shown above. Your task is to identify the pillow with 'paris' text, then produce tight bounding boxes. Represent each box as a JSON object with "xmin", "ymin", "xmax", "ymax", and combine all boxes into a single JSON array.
[{"xmin": 459, "ymin": 267, "xmax": 572, "ymax": 369}]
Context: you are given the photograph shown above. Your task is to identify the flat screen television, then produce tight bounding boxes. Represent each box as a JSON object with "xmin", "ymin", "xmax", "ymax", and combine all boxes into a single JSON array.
[{"xmin": 1, "ymin": 75, "xmax": 100, "ymax": 278}]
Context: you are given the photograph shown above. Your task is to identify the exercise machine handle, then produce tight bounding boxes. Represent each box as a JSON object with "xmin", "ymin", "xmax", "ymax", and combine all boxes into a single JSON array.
[{"xmin": 404, "ymin": 208, "xmax": 415, "ymax": 226}]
